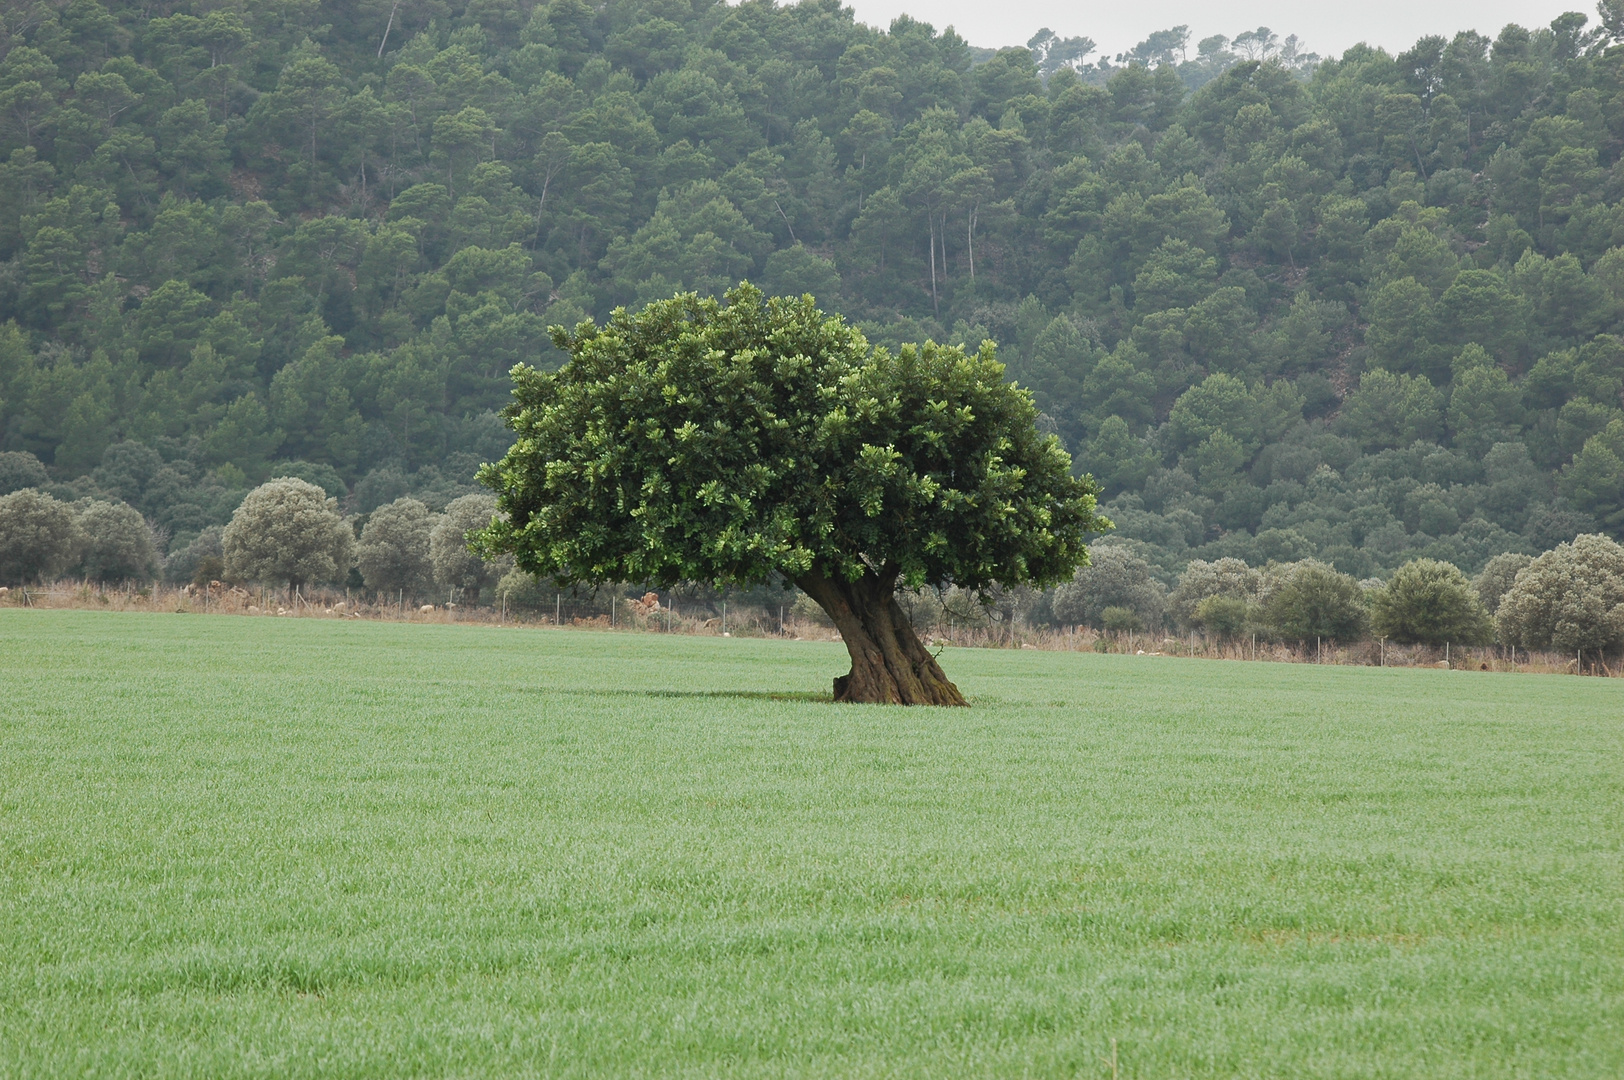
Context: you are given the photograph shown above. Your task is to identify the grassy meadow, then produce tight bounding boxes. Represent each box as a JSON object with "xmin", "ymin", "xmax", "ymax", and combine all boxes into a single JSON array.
[{"xmin": 1, "ymin": 610, "xmax": 1621, "ymax": 1078}]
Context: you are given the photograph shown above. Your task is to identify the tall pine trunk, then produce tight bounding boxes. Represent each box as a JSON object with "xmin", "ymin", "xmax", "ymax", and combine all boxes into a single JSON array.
[
  {"xmin": 796, "ymin": 571, "xmax": 967, "ymax": 706},
  {"xmin": 967, "ymin": 204, "xmax": 976, "ymax": 281},
  {"xmin": 928, "ymin": 225, "xmax": 938, "ymax": 316}
]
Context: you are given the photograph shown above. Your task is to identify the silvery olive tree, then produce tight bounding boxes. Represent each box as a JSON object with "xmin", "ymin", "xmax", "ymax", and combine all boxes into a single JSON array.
[
  {"xmin": 431, "ymin": 493, "xmax": 504, "ymax": 599},
  {"xmin": 74, "ymin": 500, "xmax": 158, "ymax": 583},
  {"xmin": 1260, "ymin": 561, "xmax": 1368, "ymax": 642},
  {"xmin": 1051, "ymin": 544, "xmax": 1165, "ymax": 632},
  {"xmin": 1495, "ymin": 534, "xmax": 1624, "ymax": 654},
  {"xmin": 0, "ymin": 488, "xmax": 78, "ymax": 584},
  {"xmin": 1473, "ymin": 552, "xmax": 1533, "ymax": 616},
  {"xmin": 0, "ymin": 451, "xmax": 48, "ymax": 496},
  {"xmin": 357, "ymin": 497, "xmax": 436, "ymax": 597},
  {"xmin": 223, "ymin": 478, "xmax": 354, "ymax": 596},
  {"xmin": 1169, "ymin": 557, "xmax": 1260, "ymax": 630}
]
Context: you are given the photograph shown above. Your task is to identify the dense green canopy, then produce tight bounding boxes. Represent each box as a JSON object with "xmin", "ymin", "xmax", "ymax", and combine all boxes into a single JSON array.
[
  {"xmin": 1, "ymin": 1, "xmax": 1623, "ymax": 584},
  {"xmin": 478, "ymin": 284, "xmax": 1104, "ymax": 703},
  {"xmin": 1368, "ymin": 557, "xmax": 1494, "ymax": 645},
  {"xmin": 478, "ymin": 284, "xmax": 1103, "ymax": 593}
]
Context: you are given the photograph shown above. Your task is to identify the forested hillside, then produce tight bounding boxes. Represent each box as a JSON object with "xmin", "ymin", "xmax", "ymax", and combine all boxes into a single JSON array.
[{"xmin": 2, "ymin": 0, "xmax": 1624, "ymax": 583}]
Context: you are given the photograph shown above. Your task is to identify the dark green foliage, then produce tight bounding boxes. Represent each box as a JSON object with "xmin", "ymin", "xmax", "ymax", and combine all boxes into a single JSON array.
[
  {"xmin": 269, "ymin": 461, "xmax": 347, "ymax": 500},
  {"xmin": 478, "ymin": 285, "xmax": 1100, "ymax": 593},
  {"xmin": 0, "ymin": 3, "xmax": 1620, "ymax": 581},
  {"xmin": 1368, "ymin": 558, "xmax": 1493, "ymax": 645},
  {"xmin": 478, "ymin": 284, "xmax": 1102, "ymax": 702},
  {"xmin": 162, "ymin": 524, "xmax": 223, "ymax": 586},
  {"xmin": 1262, "ymin": 561, "xmax": 1368, "ymax": 642},
  {"xmin": 1099, "ymin": 605, "xmax": 1141, "ymax": 632},
  {"xmin": 1560, "ymin": 418, "xmax": 1624, "ymax": 532},
  {"xmin": 1195, "ymin": 594, "xmax": 1250, "ymax": 637}
]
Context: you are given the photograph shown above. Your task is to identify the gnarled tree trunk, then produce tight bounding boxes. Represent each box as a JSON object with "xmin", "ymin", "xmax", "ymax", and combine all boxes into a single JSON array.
[{"xmin": 795, "ymin": 571, "xmax": 967, "ymax": 706}]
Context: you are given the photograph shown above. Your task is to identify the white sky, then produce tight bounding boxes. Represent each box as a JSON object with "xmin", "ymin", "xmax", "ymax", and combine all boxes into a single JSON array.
[{"xmin": 841, "ymin": 0, "xmax": 1597, "ymax": 60}]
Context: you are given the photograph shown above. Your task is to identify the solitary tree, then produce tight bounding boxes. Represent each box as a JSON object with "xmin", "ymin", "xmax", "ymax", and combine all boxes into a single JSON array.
[
  {"xmin": 476, "ymin": 286, "xmax": 1105, "ymax": 704},
  {"xmin": 75, "ymin": 500, "xmax": 158, "ymax": 583},
  {"xmin": 0, "ymin": 488, "xmax": 78, "ymax": 584},
  {"xmin": 357, "ymin": 496, "xmax": 436, "ymax": 597},
  {"xmin": 223, "ymin": 477, "xmax": 354, "ymax": 596},
  {"xmin": 431, "ymin": 493, "xmax": 503, "ymax": 599},
  {"xmin": 1368, "ymin": 558, "xmax": 1492, "ymax": 645}
]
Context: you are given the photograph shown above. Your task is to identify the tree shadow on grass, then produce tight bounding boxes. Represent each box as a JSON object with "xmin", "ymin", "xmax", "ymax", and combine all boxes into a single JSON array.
[{"xmin": 556, "ymin": 687, "xmax": 836, "ymax": 704}]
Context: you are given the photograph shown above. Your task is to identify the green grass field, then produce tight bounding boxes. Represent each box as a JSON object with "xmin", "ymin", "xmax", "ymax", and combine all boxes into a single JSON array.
[{"xmin": 2, "ymin": 611, "xmax": 1621, "ymax": 1078}]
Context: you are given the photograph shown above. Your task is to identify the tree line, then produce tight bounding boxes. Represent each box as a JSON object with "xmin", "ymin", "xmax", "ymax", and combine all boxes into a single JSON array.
[
  {"xmin": 6, "ymin": 465, "xmax": 1620, "ymax": 664},
  {"xmin": 1036, "ymin": 533, "xmax": 1624, "ymax": 659},
  {"xmin": 1, "ymin": 0, "xmax": 1624, "ymax": 605},
  {"xmin": 0, "ymin": 472, "xmax": 502, "ymax": 602}
]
